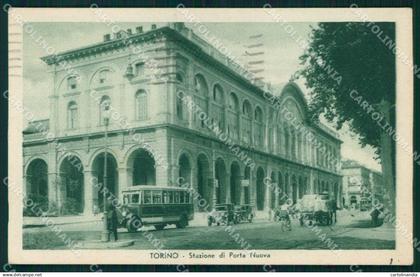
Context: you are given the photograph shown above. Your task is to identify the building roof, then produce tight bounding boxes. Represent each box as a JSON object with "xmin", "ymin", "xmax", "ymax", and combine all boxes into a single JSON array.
[{"xmin": 342, "ymin": 159, "xmax": 382, "ymax": 175}]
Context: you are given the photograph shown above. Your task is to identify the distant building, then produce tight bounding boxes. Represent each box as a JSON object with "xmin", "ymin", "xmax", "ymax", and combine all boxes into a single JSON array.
[
  {"xmin": 23, "ymin": 23, "xmax": 342, "ymax": 216},
  {"xmin": 341, "ymin": 159, "xmax": 383, "ymax": 210}
]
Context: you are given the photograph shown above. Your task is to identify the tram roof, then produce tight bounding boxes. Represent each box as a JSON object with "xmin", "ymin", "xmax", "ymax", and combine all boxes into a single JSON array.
[{"xmin": 122, "ymin": 186, "xmax": 191, "ymax": 192}]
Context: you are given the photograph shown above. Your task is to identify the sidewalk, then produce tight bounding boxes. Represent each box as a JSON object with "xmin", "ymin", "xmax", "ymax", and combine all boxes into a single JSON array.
[{"xmin": 23, "ymin": 214, "xmax": 102, "ymax": 228}]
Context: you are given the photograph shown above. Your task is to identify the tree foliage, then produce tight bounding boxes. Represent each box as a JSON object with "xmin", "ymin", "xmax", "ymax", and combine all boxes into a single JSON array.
[{"xmin": 296, "ymin": 22, "xmax": 395, "ymax": 151}]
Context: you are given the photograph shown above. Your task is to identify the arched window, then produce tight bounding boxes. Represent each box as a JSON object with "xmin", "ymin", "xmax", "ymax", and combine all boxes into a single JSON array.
[
  {"xmin": 193, "ymin": 74, "xmax": 209, "ymax": 128},
  {"xmin": 284, "ymin": 127, "xmax": 290, "ymax": 157},
  {"xmin": 227, "ymin": 93, "xmax": 239, "ymax": 139},
  {"xmin": 254, "ymin": 106, "xmax": 264, "ymax": 147},
  {"xmin": 98, "ymin": 69, "xmax": 110, "ymax": 84},
  {"xmin": 212, "ymin": 84, "xmax": 225, "ymax": 130},
  {"xmin": 67, "ymin": 101, "xmax": 78, "ymax": 129},
  {"xmin": 176, "ymin": 73, "xmax": 184, "ymax": 83},
  {"xmin": 176, "ymin": 91, "xmax": 184, "ymax": 120},
  {"xmin": 229, "ymin": 93, "xmax": 239, "ymax": 111},
  {"xmin": 135, "ymin": 90, "xmax": 148, "ymax": 120},
  {"xmin": 243, "ymin": 100, "xmax": 252, "ymax": 117},
  {"xmin": 194, "ymin": 74, "xmax": 208, "ymax": 96},
  {"xmin": 242, "ymin": 100, "xmax": 252, "ymax": 143},
  {"xmin": 254, "ymin": 106, "xmax": 263, "ymax": 122},
  {"xmin": 213, "ymin": 84, "xmax": 224, "ymax": 104}
]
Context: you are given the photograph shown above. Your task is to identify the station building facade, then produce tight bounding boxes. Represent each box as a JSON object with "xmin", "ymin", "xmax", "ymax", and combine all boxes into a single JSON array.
[{"xmin": 23, "ymin": 23, "xmax": 342, "ymax": 216}]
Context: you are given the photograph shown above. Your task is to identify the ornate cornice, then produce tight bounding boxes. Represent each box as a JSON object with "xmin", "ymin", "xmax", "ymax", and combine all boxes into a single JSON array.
[{"xmin": 40, "ymin": 28, "xmax": 167, "ymax": 65}]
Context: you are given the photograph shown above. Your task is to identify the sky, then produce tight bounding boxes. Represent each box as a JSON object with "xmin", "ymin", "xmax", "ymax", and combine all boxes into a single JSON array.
[{"xmin": 22, "ymin": 22, "xmax": 381, "ymax": 171}]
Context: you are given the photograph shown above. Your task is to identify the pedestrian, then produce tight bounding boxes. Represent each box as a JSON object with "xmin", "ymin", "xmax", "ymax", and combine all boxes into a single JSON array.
[
  {"xmin": 370, "ymin": 207, "xmax": 380, "ymax": 227},
  {"xmin": 107, "ymin": 201, "xmax": 118, "ymax": 241},
  {"xmin": 330, "ymin": 196, "xmax": 337, "ymax": 224}
]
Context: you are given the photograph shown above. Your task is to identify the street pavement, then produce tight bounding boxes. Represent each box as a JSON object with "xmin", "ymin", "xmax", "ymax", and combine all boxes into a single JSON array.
[{"xmin": 23, "ymin": 210, "xmax": 395, "ymax": 250}]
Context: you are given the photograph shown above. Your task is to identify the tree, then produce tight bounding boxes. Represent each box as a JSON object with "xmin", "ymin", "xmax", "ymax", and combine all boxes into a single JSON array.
[{"xmin": 296, "ymin": 22, "xmax": 396, "ymax": 213}]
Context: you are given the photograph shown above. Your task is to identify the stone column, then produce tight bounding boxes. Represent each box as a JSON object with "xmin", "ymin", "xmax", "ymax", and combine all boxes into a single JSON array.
[
  {"xmin": 47, "ymin": 172, "xmax": 59, "ymax": 211},
  {"xmin": 171, "ymin": 164, "xmax": 179, "ymax": 186},
  {"xmin": 83, "ymin": 170, "xmax": 94, "ymax": 215},
  {"xmin": 126, "ymin": 168, "xmax": 133, "ymax": 187},
  {"xmin": 225, "ymin": 172, "xmax": 231, "ymax": 204},
  {"xmin": 250, "ymin": 169, "xmax": 257, "ymax": 208},
  {"xmin": 264, "ymin": 176, "xmax": 271, "ymax": 211},
  {"xmin": 239, "ymin": 175, "xmax": 245, "ymax": 205},
  {"xmin": 118, "ymin": 167, "xmax": 129, "ymax": 199},
  {"xmin": 91, "ymin": 170, "xmax": 99, "ymax": 213}
]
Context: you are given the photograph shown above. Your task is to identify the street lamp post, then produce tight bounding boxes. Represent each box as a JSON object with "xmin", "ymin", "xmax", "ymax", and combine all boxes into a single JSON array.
[{"xmin": 101, "ymin": 105, "xmax": 110, "ymax": 242}]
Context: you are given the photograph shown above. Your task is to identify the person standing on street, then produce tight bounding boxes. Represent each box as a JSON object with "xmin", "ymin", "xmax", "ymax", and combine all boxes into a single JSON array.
[{"xmin": 107, "ymin": 201, "xmax": 119, "ymax": 241}]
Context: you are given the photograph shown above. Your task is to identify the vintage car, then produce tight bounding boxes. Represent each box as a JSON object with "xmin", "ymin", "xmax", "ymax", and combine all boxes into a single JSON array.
[
  {"xmin": 233, "ymin": 204, "xmax": 254, "ymax": 224},
  {"xmin": 297, "ymin": 194, "xmax": 332, "ymax": 226},
  {"xmin": 207, "ymin": 204, "xmax": 234, "ymax": 226}
]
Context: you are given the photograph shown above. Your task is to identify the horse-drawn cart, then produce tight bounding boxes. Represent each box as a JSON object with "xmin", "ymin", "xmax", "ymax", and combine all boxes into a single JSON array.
[{"xmin": 298, "ymin": 194, "xmax": 332, "ymax": 226}]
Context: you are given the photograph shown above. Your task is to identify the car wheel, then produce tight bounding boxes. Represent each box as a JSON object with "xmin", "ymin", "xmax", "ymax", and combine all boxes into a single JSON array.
[
  {"xmin": 126, "ymin": 217, "xmax": 141, "ymax": 232},
  {"xmin": 320, "ymin": 216, "xmax": 329, "ymax": 226},
  {"xmin": 207, "ymin": 218, "xmax": 213, "ymax": 226}
]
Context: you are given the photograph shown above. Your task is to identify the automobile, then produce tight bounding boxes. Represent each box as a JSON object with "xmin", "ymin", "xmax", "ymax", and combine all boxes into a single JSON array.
[
  {"xmin": 207, "ymin": 204, "xmax": 234, "ymax": 226},
  {"xmin": 233, "ymin": 204, "xmax": 254, "ymax": 224},
  {"xmin": 119, "ymin": 186, "xmax": 194, "ymax": 232}
]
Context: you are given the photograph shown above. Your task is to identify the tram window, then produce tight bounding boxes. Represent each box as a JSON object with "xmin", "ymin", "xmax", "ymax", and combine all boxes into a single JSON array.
[
  {"xmin": 163, "ymin": 191, "xmax": 169, "ymax": 204},
  {"xmin": 131, "ymin": 194, "xmax": 140, "ymax": 204},
  {"xmin": 180, "ymin": 191, "xmax": 185, "ymax": 203},
  {"xmin": 143, "ymin": 191, "xmax": 151, "ymax": 204},
  {"xmin": 152, "ymin": 191, "xmax": 162, "ymax": 204},
  {"xmin": 169, "ymin": 191, "xmax": 174, "ymax": 203},
  {"xmin": 174, "ymin": 191, "xmax": 180, "ymax": 204},
  {"xmin": 123, "ymin": 195, "xmax": 129, "ymax": 204},
  {"xmin": 185, "ymin": 192, "xmax": 190, "ymax": 203}
]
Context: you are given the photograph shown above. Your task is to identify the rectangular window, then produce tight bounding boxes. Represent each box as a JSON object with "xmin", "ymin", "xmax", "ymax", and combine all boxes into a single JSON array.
[
  {"xmin": 123, "ymin": 195, "xmax": 129, "ymax": 204},
  {"xmin": 136, "ymin": 91, "xmax": 148, "ymax": 120},
  {"xmin": 180, "ymin": 191, "xmax": 185, "ymax": 203},
  {"xmin": 163, "ymin": 191, "xmax": 169, "ymax": 204},
  {"xmin": 68, "ymin": 107, "xmax": 77, "ymax": 129},
  {"xmin": 152, "ymin": 191, "xmax": 162, "ymax": 204},
  {"xmin": 185, "ymin": 192, "xmax": 190, "ymax": 203},
  {"xmin": 143, "ymin": 191, "xmax": 151, "ymax": 204},
  {"xmin": 168, "ymin": 191, "xmax": 174, "ymax": 203},
  {"xmin": 131, "ymin": 194, "xmax": 140, "ymax": 204},
  {"xmin": 135, "ymin": 63, "xmax": 144, "ymax": 76},
  {"xmin": 174, "ymin": 191, "xmax": 180, "ymax": 204}
]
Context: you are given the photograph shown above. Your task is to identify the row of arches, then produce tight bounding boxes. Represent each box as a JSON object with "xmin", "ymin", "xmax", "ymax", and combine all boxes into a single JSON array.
[
  {"xmin": 176, "ymin": 73, "xmax": 267, "ymax": 145},
  {"xmin": 25, "ymin": 148, "xmax": 338, "ymax": 215},
  {"xmin": 24, "ymin": 148, "xmax": 156, "ymax": 215}
]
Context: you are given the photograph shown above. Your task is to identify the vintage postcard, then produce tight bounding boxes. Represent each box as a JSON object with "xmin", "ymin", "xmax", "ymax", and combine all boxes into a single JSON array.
[{"xmin": 7, "ymin": 7, "xmax": 413, "ymax": 265}]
